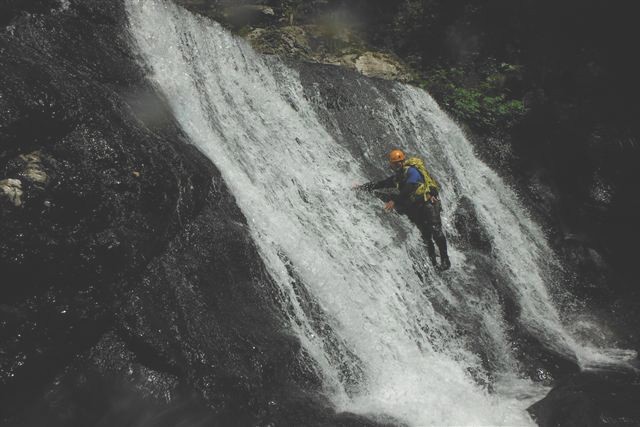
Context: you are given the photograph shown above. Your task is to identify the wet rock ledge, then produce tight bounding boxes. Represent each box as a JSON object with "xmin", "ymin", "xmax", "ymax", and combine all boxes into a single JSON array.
[{"xmin": 528, "ymin": 370, "xmax": 640, "ymax": 427}]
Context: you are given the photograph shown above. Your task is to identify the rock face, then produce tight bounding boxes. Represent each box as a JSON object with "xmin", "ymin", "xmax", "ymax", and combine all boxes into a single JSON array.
[
  {"xmin": 528, "ymin": 371, "xmax": 640, "ymax": 427},
  {"xmin": 246, "ymin": 25, "xmax": 413, "ymax": 81},
  {"xmin": 247, "ymin": 25, "xmax": 313, "ymax": 59},
  {"xmin": 223, "ymin": 4, "xmax": 276, "ymax": 27},
  {"xmin": 354, "ymin": 51, "xmax": 410, "ymax": 81},
  {"xmin": 452, "ymin": 196, "xmax": 491, "ymax": 252},
  {"xmin": 0, "ymin": 178, "xmax": 23, "ymax": 206},
  {"xmin": 0, "ymin": 1, "xmax": 387, "ymax": 425}
]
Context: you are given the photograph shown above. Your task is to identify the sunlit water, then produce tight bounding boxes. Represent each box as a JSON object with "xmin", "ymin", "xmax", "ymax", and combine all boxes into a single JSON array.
[{"xmin": 126, "ymin": 0, "xmax": 635, "ymax": 424}]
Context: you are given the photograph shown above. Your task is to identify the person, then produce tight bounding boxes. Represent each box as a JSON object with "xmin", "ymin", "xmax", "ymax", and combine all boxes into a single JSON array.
[{"xmin": 355, "ymin": 149, "xmax": 451, "ymax": 270}]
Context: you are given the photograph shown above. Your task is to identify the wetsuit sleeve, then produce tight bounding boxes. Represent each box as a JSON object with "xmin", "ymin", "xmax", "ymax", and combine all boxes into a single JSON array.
[{"xmin": 358, "ymin": 175, "xmax": 395, "ymax": 192}]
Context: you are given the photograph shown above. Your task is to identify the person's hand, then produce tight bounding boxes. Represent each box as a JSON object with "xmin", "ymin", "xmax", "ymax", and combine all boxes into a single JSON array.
[
  {"xmin": 384, "ymin": 200, "xmax": 395, "ymax": 211},
  {"xmin": 353, "ymin": 182, "xmax": 373, "ymax": 192}
]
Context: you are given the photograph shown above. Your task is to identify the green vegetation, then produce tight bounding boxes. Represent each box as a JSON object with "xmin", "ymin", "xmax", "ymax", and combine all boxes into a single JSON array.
[{"xmin": 416, "ymin": 64, "xmax": 526, "ymax": 134}]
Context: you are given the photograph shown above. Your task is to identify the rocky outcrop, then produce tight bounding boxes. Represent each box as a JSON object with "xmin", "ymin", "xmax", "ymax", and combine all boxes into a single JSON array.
[
  {"xmin": 0, "ymin": 1, "xmax": 389, "ymax": 425},
  {"xmin": 528, "ymin": 371, "xmax": 640, "ymax": 427},
  {"xmin": 246, "ymin": 24, "xmax": 413, "ymax": 81},
  {"xmin": 452, "ymin": 196, "xmax": 492, "ymax": 252},
  {"xmin": 246, "ymin": 25, "xmax": 313, "ymax": 59},
  {"xmin": 18, "ymin": 151, "xmax": 48, "ymax": 187},
  {"xmin": 0, "ymin": 178, "xmax": 23, "ymax": 206},
  {"xmin": 354, "ymin": 51, "xmax": 411, "ymax": 81},
  {"xmin": 0, "ymin": 151, "xmax": 48, "ymax": 207}
]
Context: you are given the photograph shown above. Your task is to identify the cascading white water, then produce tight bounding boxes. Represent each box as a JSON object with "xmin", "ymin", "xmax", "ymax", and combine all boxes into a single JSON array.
[
  {"xmin": 380, "ymin": 88, "xmax": 637, "ymax": 370},
  {"xmin": 125, "ymin": 0, "xmax": 635, "ymax": 424}
]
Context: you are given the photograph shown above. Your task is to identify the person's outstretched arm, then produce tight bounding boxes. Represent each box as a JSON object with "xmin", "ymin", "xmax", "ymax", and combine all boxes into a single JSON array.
[{"xmin": 354, "ymin": 175, "xmax": 395, "ymax": 192}]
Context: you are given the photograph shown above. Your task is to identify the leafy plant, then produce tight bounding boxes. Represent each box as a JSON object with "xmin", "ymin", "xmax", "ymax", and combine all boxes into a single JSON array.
[{"xmin": 417, "ymin": 63, "xmax": 527, "ymax": 133}]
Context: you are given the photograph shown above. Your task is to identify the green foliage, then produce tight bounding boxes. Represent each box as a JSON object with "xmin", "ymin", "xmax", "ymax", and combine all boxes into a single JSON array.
[{"xmin": 417, "ymin": 63, "xmax": 526, "ymax": 133}]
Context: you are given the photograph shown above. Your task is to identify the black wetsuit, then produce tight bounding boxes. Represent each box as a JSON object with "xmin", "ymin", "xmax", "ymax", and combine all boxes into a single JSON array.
[{"xmin": 361, "ymin": 167, "xmax": 450, "ymax": 268}]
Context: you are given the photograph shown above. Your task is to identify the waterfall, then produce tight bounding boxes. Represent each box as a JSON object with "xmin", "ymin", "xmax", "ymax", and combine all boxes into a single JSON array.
[{"xmin": 125, "ymin": 0, "xmax": 635, "ymax": 424}]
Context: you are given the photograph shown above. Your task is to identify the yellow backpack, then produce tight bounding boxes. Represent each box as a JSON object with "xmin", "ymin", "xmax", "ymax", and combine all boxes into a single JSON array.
[{"xmin": 403, "ymin": 157, "xmax": 439, "ymax": 200}]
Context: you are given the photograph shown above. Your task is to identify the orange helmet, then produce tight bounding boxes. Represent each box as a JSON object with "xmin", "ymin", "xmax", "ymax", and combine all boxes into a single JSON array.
[{"xmin": 388, "ymin": 149, "xmax": 405, "ymax": 164}]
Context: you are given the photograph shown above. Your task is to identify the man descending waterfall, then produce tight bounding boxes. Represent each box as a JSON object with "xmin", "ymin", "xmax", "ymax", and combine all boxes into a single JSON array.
[{"xmin": 356, "ymin": 149, "xmax": 451, "ymax": 270}]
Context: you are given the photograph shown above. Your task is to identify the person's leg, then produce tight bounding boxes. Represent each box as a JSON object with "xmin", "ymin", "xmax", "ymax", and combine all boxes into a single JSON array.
[
  {"xmin": 432, "ymin": 223, "xmax": 451, "ymax": 269},
  {"xmin": 408, "ymin": 202, "xmax": 438, "ymax": 266},
  {"xmin": 425, "ymin": 199, "xmax": 451, "ymax": 269},
  {"xmin": 422, "ymin": 224, "xmax": 438, "ymax": 266}
]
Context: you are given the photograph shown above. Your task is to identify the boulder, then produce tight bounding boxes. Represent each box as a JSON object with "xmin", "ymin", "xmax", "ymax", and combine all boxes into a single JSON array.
[
  {"xmin": 355, "ymin": 51, "xmax": 412, "ymax": 82},
  {"xmin": 528, "ymin": 371, "xmax": 640, "ymax": 427},
  {"xmin": 0, "ymin": 178, "xmax": 23, "ymax": 207},
  {"xmin": 453, "ymin": 196, "xmax": 492, "ymax": 252}
]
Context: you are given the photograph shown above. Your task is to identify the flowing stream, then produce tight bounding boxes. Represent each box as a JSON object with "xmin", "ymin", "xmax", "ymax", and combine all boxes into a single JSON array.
[{"xmin": 126, "ymin": 1, "xmax": 635, "ymax": 424}]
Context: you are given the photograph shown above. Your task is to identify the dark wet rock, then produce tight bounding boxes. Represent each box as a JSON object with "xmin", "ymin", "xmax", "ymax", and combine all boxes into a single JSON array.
[
  {"xmin": 0, "ymin": 0, "xmax": 62, "ymax": 27},
  {"xmin": 247, "ymin": 25, "xmax": 314, "ymax": 60},
  {"xmin": 0, "ymin": 1, "xmax": 392, "ymax": 425},
  {"xmin": 294, "ymin": 60, "xmax": 401, "ymax": 179},
  {"xmin": 528, "ymin": 370, "xmax": 640, "ymax": 427},
  {"xmin": 3, "ymin": 332, "xmax": 205, "ymax": 427},
  {"xmin": 452, "ymin": 196, "xmax": 492, "ymax": 252},
  {"xmin": 223, "ymin": 4, "xmax": 277, "ymax": 28},
  {"xmin": 513, "ymin": 332, "xmax": 580, "ymax": 384}
]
